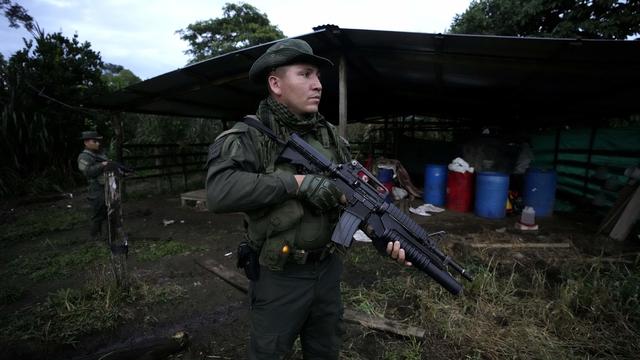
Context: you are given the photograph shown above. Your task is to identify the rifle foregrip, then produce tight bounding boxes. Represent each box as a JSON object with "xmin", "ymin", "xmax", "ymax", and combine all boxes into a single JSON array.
[
  {"xmin": 385, "ymin": 203, "xmax": 428, "ymax": 240},
  {"xmin": 386, "ymin": 232, "xmax": 463, "ymax": 295}
]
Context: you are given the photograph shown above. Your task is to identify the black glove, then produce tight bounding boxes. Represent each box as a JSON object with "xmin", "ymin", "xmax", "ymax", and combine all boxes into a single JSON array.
[{"xmin": 298, "ymin": 175, "xmax": 343, "ymax": 213}]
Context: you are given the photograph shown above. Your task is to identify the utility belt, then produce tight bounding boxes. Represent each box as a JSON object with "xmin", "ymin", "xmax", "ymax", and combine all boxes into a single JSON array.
[
  {"xmin": 288, "ymin": 244, "xmax": 335, "ymax": 265},
  {"xmin": 237, "ymin": 241, "xmax": 336, "ymax": 282}
]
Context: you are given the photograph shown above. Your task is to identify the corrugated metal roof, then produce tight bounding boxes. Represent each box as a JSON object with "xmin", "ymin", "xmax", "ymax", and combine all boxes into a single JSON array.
[{"xmin": 92, "ymin": 26, "xmax": 640, "ymax": 126}]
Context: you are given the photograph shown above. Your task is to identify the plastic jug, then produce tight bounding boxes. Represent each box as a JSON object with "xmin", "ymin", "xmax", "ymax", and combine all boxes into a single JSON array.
[{"xmin": 520, "ymin": 206, "xmax": 536, "ymax": 226}]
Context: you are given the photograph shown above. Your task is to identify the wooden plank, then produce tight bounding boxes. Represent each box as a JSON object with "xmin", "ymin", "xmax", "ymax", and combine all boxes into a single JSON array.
[
  {"xmin": 597, "ymin": 183, "xmax": 639, "ymax": 234},
  {"xmin": 194, "ymin": 259, "xmax": 426, "ymax": 339},
  {"xmin": 342, "ymin": 308, "xmax": 425, "ymax": 339},
  {"xmin": 181, "ymin": 189, "xmax": 207, "ymax": 208},
  {"xmin": 468, "ymin": 242, "xmax": 573, "ymax": 249},
  {"xmin": 196, "ymin": 258, "xmax": 249, "ymax": 293},
  {"xmin": 610, "ymin": 185, "xmax": 640, "ymax": 241},
  {"xmin": 181, "ymin": 189, "xmax": 207, "ymax": 200},
  {"xmin": 494, "ymin": 257, "xmax": 634, "ymax": 265}
]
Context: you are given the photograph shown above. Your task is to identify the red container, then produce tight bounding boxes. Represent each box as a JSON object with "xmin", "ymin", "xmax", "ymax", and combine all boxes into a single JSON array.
[
  {"xmin": 383, "ymin": 181, "xmax": 394, "ymax": 193},
  {"xmin": 446, "ymin": 171, "xmax": 474, "ymax": 212}
]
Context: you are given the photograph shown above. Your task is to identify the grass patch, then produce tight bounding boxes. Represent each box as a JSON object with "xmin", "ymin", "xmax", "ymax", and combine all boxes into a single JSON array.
[
  {"xmin": 0, "ymin": 268, "xmax": 186, "ymax": 346},
  {"xmin": 0, "ymin": 284, "xmax": 26, "ymax": 306},
  {"xmin": 0, "ymin": 207, "xmax": 86, "ymax": 243},
  {"xmin": 342, "ymin": 245, "xmax": 640, "ymax": 359},
  {"xmin": 3, "ymin": 242, "xmax": 108, "ymax": 282},
  {"xmin": 134, "ymin": 238, "xmax": 206, "ymax": 261}
]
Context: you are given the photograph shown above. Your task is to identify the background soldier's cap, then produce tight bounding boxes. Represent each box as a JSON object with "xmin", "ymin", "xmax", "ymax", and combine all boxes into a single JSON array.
[
  {"xmin": 80, "ymin": 131, "xmax": 103, "ymax": 140},
  {"xmin": 249, "ymin": 38, "xmax": 333, "ymax": 83}
]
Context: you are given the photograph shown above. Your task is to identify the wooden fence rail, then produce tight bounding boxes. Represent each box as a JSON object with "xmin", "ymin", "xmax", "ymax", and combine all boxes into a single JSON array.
[{"xmin": 120, "ymin": 143, "xmax": 209, "ymax": 191}]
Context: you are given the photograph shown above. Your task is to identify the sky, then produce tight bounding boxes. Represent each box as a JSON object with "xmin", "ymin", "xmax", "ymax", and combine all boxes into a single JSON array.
[{"xmin": 0, "ymin": 0, "xmax": 472, "ymax": 80}]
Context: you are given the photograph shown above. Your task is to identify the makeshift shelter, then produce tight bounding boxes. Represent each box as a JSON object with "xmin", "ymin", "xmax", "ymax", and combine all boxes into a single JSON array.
[
  {"xmin": 92, "ymin": 26, "xmax": 640, "ymax": 220},
  {"xmin": 93, "ymin": 25, "xmax": 640, "ymax": 130}
]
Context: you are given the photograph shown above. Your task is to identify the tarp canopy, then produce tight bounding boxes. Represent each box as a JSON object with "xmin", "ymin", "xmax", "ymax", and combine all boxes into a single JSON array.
[{"xmin": 92, "ymin": 26, "xmax": 640, "ymax": 127}]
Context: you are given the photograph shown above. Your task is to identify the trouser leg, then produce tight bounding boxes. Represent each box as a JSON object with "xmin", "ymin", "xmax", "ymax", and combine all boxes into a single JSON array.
[
  {"xmin": 89, "ymin": 193, "xmax": 106, "ymax": 240},
  {"xmin": 248, "ymin": 255, "xmax": 344, "ymax": 360},
  {"xmin": 300, "ymin": 255, "xmax": 343, "ymax": 360},
  {"xmin": 248, "ymin": 269, "xmax": 310, "ymax": 360}
]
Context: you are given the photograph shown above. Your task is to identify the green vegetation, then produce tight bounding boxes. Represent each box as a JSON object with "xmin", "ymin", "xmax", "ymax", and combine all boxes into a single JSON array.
[
  {"xmin": 450, "ymin": 0, "xmax": 640, "ymax": 39},
  {"xmin": 176, "ymin": 2, "xmax": 284, "ymax": 64},
  {"xmin": 342, "ymin": 245, "xmax": 640, "ymax": 359},
  {"xmin": 0, "ymin": 284, "xmax": 26, "ymax": 306},
  {"xmin": 134, "ymin": 238, "xmax": 206, "ymax": 261},
  {"xmin": 0, "ymin": 273, "xmax": 186, "ymax": 345},
  {"xmin": 4, "ymin": 242, "xmax": 108, "ymax": 282},
  {"xmin": 0, "ymin": 207, "xmax": 86, "ymax": 243}
]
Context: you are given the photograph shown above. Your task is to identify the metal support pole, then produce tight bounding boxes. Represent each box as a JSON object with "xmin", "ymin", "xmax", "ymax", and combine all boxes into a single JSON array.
[{"xmin": 338, "ymin": 55, "xmax": 348, "ymax": 139}]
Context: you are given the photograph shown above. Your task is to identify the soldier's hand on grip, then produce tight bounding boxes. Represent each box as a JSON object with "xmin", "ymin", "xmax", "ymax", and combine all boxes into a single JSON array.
[{"xmin": 297, "ymin": 175, "xmax": 343, "ymax": 213}]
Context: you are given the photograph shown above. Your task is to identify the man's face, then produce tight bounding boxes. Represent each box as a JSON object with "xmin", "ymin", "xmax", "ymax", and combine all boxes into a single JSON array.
[
  {"xmin": 268, "ymin": 63, "xmax": 322, "ymax": 117},
  {"xmin": 84, "ymin": 138, "xmax": 100, "ymax": 151}
]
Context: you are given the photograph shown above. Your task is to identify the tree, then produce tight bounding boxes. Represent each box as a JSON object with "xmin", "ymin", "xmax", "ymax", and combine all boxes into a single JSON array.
[
  {"xmin": 1, "ymin": 0, "xmax": 34, "ymax": 32},
  {"xmin": 176, "ymin": 2, "xmax": 284, "ymax": 64},
  {"xmin": 102, "ymin": 63, "xmax": 141, "ymax": 91},
  {"xmin": 1, "ymin": 23, "xmax": 109, "ymax": 196},
  {"xmin": 449, "ymin": 0, "xmax": 640, "ymax": 39}
]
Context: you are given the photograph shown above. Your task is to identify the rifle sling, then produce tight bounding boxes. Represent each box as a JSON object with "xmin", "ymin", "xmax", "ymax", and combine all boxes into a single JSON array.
[{"xmin": 242, "ymin": 115, "xmax": 285, "ymax": 145}]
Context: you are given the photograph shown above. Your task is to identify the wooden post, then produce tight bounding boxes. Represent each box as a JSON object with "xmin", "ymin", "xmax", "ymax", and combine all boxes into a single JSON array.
[
  {"xmin": 553, "ymin": 126, "xmax": 561, "ymax": 170},
  {"xmin": 583, "ymin": 125, "xmax": 597, "ymax": 197},
  {"xmin": 338, "ymin": 55, "xmax": 348, "ymax": 140},
  {"xmin": 167, "ymin": 147, "xmax": 174, "ymax": 192},
  {"xmin": 154, "ymin": 146, "xmax": 162, "ymax": 192},
  {"xmin": 112, "ymin": 113, "xmax": 124, "ymax": 163},
  {"xmin": 181, "ymin": 147, "xmax": 188, "ymax": 190},
  {"xmin": 111, "ymin": 112, "xmax": 126, "ymax": 196},
  {"xmin": 383, "ymin": 117, "xmax": 389, "ymax": 157}
]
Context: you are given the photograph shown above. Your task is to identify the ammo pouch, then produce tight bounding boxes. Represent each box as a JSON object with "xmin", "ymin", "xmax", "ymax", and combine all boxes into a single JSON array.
[
  {"xmin": 237, "ymin": 241, "xmax": 260, "ymax": 281},
  {"xmin": 256, "ymin": 198, "xmax": 303, "ymax": 271}
]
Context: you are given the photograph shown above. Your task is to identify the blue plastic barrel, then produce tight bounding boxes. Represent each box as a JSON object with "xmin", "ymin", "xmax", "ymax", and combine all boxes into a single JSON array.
[
  {"xmin": 523, "ymin": 168, "xmax": 557, "ymax": 217},
  {"xmin": 377, "ymin": 167, "xmax": 394, "ymax": 183},
  {"xmin": 475, "ymin": 172, "xmax": 510, "ymax": 219},
  {"xmin": 423, "ymin": 164, "xmax": 447, "ymax": 206}
]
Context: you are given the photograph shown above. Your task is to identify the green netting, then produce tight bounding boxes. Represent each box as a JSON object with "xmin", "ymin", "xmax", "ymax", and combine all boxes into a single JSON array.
[{"xmin": 531, "ymin": 126, "xmax": 640, "ymax": 209}]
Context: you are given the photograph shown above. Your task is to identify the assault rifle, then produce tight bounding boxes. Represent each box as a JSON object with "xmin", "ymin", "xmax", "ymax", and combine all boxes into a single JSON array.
[
  {"xmin": 281, "ymin": 134, "xmax": 473, "ymax": 294},
  {"xmin": 93, "ymin": 152, "xmax": 135, "ymax": 175},
  {"xmin": 243, "ymin": 117, "xmax": 473, "ymax": 295},
  {"xmin": 104, "ymin": 160, "xmax": 135, "ymax": 175}
]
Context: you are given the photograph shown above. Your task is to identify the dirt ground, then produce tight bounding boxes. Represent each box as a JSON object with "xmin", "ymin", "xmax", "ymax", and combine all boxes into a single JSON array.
[{"xmin": 1, "ymin": 185, "xmax": 638, "ymax": 360}]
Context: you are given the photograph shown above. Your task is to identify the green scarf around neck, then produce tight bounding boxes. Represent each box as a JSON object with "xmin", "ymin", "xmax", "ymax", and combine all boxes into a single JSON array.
[{"xmin": 257, "ymin": 97, "xmax": 323, "ymax": 134}]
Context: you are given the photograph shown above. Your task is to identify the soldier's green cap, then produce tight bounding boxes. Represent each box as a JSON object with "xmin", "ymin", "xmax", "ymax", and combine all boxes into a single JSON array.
[
  {"xmin": 80, "ymin": 131, "xmax": 103, "ymax": 140},
  {"xmin": 249, "ymin": 38, "xmax": 333, "ymax": 82}
]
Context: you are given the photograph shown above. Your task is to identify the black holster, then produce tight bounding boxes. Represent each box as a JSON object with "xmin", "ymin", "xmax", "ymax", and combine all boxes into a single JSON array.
[{"xmin": 237, "ymin": 241, "xmax": 260, "ymax": 281}]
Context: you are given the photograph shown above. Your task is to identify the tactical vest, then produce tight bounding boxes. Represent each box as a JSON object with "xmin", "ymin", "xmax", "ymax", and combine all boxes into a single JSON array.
[
  {"xmin": 218, "ymin": 115, "xmax": 349, "ymax": 270},
  {"xmin": 78, "ymin": 149, "xmax": 107, "ymax": 189}
]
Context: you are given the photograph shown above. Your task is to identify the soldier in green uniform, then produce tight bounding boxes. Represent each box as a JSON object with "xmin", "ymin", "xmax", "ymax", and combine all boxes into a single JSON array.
[
  {"xmin": 77, "ymin": 131, "xmax": 109, "ymax": 242},
  {"xmin": 206, "ymin": 39, "xmax": 409, "ymax": 359}
]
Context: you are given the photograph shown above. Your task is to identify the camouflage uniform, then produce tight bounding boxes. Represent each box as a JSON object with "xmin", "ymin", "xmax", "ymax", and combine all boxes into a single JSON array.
[
  {"xmin": 207, "ymin": 94, "xmax": 350, "ymax": 358},
  {"xmin": 77, "ymin": 132, "xmax": 108, "ymax": 241}
]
